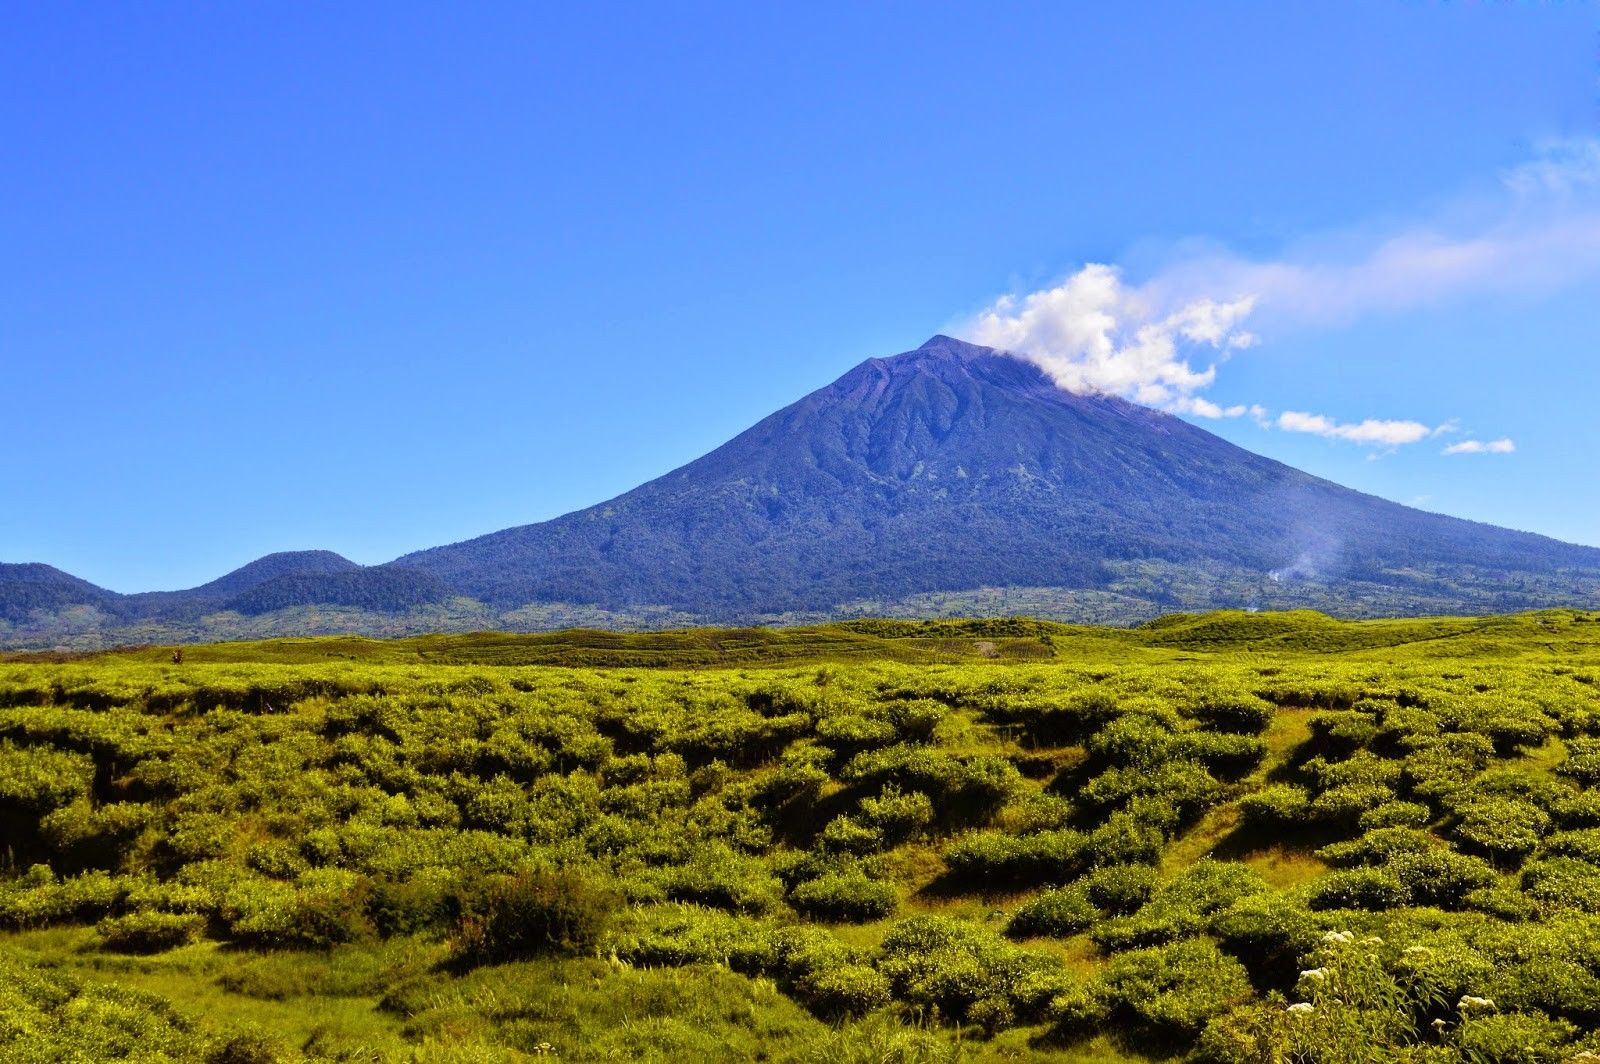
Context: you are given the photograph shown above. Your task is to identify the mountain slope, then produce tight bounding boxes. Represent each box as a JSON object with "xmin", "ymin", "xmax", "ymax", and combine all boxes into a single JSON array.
[
  {"xmin": 391, "ymin": 335, "xmax": 1600, "ymax": 614},
  {"xmin": 0, "ymin": 564, "xmax": 118, "ymax": 624}
]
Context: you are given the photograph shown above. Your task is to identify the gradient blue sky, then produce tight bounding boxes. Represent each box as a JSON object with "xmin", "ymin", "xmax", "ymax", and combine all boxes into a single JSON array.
[{"xmin": 4, "ymin": 2, "xmax": 1599, "ymax": 592}]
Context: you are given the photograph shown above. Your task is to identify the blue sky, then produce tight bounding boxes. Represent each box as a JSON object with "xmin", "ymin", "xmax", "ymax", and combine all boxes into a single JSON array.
[{"xmin": 4, "ymin": 3, "xmax": 1598, "ymax": 592}]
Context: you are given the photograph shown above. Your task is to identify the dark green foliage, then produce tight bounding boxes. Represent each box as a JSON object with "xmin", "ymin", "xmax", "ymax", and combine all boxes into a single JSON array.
[
  {"xmin": 855, "ymin": 785, "xmax": 935, "ymax": 844},
  {"xmin": 451, "ymin": 866, "xmax": 617, "ymax": 966},
  {"xmin": 1238, "ymin": 783, "xmax": 1311, "ymax": 828},
  {"xmin": 1452, "ymin": 797, "xmax": 1550, "ymax": 862},
  {"xmin": 942, "ymin": 828, "xmax": 1088, "ymax": 887},
  {"xmin": 1093, "ymin": 861, "xmax": 1267, "ymax": 950},
  {"xmin": 1082, "ymin": 863, "xmax": 1158, "ymax": 915},
  {"xmin": 769, "ymin": 927, "xmax": 891, "ymax": 1017},
  {"xmin": 1007, "ymin": 884, "xmax": 1097, "ymax": 938},
  {"xmin": 788, "ymin": 869, "xmax": 897, "ymax": 923},
  {"xmin": 1306, "ymin": 867, "xmax": 1409, "ymax": 910},
  {"xmin": 96, "ymin": 910, "xmax": 204, "ymax": 952},
  {"xmin": 1102, "ymin": 938, "xmax": 1253, "ymax": 1038},
  {"xmin": 877, "ymin": 915, "xmax": 1062, "ymax": 1029}
]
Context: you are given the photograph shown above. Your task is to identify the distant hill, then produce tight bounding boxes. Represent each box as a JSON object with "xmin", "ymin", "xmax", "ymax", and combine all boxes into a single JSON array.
[{"xmin": 4, "ymin": 335, "xmax": 1599, "ymax": 647}]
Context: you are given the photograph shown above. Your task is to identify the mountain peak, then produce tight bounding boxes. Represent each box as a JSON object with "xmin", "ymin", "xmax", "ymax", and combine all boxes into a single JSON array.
[{"xmin": 912, "ymin": 334, "xmax": 994, "ymax": 359}]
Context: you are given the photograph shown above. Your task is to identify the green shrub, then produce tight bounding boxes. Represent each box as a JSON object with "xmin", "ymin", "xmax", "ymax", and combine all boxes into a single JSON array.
[
  {"xmin": 1305, "ymin": 867, "xmax": 1409, "ymax": 911},
  {"xmin": 1387, "ymin": 848, "xmax": 1498, "ymax": 909},
  {"xmin": 1171, "ymin": 732, "xmax": 1267, "ymax": 780},
  {"xmin": 1209, "ymin": 893, "xmax": 1320, "ymax": 981},
  {"xmin": 1317, "ymin": 827, "xmax": 1433, "ymax": 866},
  {"xmin": 1540, "ymin": 828, "xmax": 1600, "ymax": 864},
  {"xmin": 1308, "ymin": 709, "xmax": 1381, "ymax": 751},
  {"xmin": 1187, "ymin": 694, "xmax": 1274, "ymax": 734},
  {"xmin": 1359, "ymin": 800, "xmax": 1432, "ymax": 830},
  {"xmin": 1081, "ymin": 761, "xmax": 1223, "ymax": 823},
  {"xmin": 658, "ymin": 845, "xmax": 783, "ymax": 914},
  {"xmin": 1085, "ymin": 810, "xmax": 1168, "ymax": 865},
  {"xmin": 1238, "ymin": 784, "xmax": 1311, "ymax": 829},
  {"xmin": 1086, "ymin": 713, "xmax": 1177, "ymax": 768},
  {"xmin": 1083, "ymin": 863, "xmax": 1158, "ymax": 915},
  {"xmin": 877, "ymin": 915, "xmax": 1060, "ymax": 1027},
  {"xmin": 1093, "ymin": 862, "xmax": 1265, "ymax": 951},
  {"xmin": 815, "ymin": 714, "xmax": 898, "ymax": 752},
  {"xmin": 451, "ymin": 866, "xmax": 616, "ymax": 966},
  {"xmin": 1308, "ymin": 783, "xmax": 1394, "ymax": 827},
  {"xmin": 770, "ymin": 926, "xmax": 891, "ymax": 1017},
  {"xmin": 789, "ymin": 869, "xmax": 897, "ymax": 923},
  {"xmin": 1452, "ymin": 1010, "xmax": 1579, "ymax": 1064},
  {"xmin": 855, "ymin": 785, "xmax": 934, "ymax": 844},
  {"xmin": 1556, "ymin": 738, "xmax": 1600, "ymax": 785},
  {"xmin": 1453, "ymin": 797, "xmax": 1550, "ymax": 862},
  {"xmin": 818, "ymin": 815, "xmax": 885, "ymax": 855},
  {"xmin": 1520, "ymin": 857, "xmax": 1600, "ymax": 913},
  {"xmin": 95, "ymin": 910, "xmax": 204, "ymax": 953},
  {"xmin": 1007, "ymin": 884, "xmax": 1096, "ymax": 938},
  {"xmin": 0, "ymin": 741, "xmax": 95, "ymax": 813},
  {"xmin": 1102, "ymin": 938, "xmax": 1252, "ymax": 1038},
  {"xmin": 942, "ymin": 828, "xmax": 1088, "ymax": 887},
  {"xmin": 606, "ymin": 903, "xmax": 777, "ymax": 973}
]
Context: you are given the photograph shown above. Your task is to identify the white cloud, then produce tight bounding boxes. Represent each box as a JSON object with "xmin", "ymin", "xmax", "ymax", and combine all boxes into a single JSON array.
[
  {"xmin": 1276, "ymin": 411, "xmax": 1437, "ymax": 447},
  {"xmin": 957, "ymin": 138, "xmax": 1599, "ymax": 451},
  {"xmin": 966, "ymin": 264, "xmax": 1249, "ymax": 407},
  {"xmin": 1169, "ymin": 396, "xmax": 1249, "ymax": 419},
  {"xmin": 1443, "ymin": 438, "xmax": 1516, "ymax": 455}
]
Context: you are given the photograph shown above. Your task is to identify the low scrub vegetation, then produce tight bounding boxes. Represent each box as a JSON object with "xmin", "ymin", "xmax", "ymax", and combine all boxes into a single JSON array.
[{"xmin": 3, "ymin": 610, "xmax": 1600, "ymax": 1060}]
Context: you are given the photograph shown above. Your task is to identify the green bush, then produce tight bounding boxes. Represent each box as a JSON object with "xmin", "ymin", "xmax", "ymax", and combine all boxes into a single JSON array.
[
  {"xmin": 855, "ymin": 785, "xmax": 934, "ymax": 844},
  {"xmin": 1007, "ymin": 884, "xmax": 1096, "ymax": 938},
  {"xmin": 1387, "ymin": 848, "xmax": 1497, "ymax": 908},
  {"xmin": 1452, "ymin": 797, "xmax": 1550, "ymax": 862},
  {"xmin": 1102, "ymin": 938, "xmax": 1252, "ymax": 1038},
  {"xmin": 1171, "ymin": 732, "xmax": 1267, "ymax": 780},
  {"xmin": 1209, "ymin": 893, "xmax": 1320, "ymax": 981},
  {"xmin": 877, "ymin": 915, "xmax": 1060, "ymax": 1027},
  {"xmin": 1305, "ymin": 867, "xmax": 1409, "ymax": 911},
  {"xmin": 452, "ymin": 866, "xmax": 617, "ymax": 966},
  {"xmin": 1085, "ymin": 809, "xmax": 1168, "ymax": 865},
  {"xmin": 0, "ymin": 741, "xmax": 96, "ymax": 814},
  {"xmin": 789, "ymin": 869, "xmax": 897, "ymax": 923},
  {"xmin": 1238, "ymin": 784, "xmax": 1311, "ymax": 829},
  {"xmin": 1452, "ymin": 1010, "xmax": 1579, "ymax": 1064},
  {"xmin": 1556, "ymin": 738, "xmax": 1600, "ymax": 785},
  {"xmin": 95, "ymin": 910, "xmax": 204, "ymax": 953},
  {"xmin": 770, "ymin": 926, "xmax": 891, "ymax": 1017},
  {"xmin": 1520, "ymin": 857, "xmax": 1600, "ymax": 913},
  {"xmin": 1082, "ymin": 863, "xmax": 1158, "ymax": 915},
  {"xmin": 818, "ymin": 814, "xmax": 885, "ymax": 855},
  {"xmin": 1186, "ymin": 694, "xmax": 1274, "ymax": 734},
  {"xmin": 942, "ymin": 828, "xmax": 1088, "ymax": 887},
  {"xmin": 1359, "ymin": 800, "xmax": 1433, "ymax": 830}
]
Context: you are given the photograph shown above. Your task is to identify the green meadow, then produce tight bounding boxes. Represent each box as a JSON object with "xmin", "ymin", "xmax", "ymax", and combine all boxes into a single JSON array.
[{"xmin": 4, "ymin": 610, "xmax": 1600, "ymax": 1062}]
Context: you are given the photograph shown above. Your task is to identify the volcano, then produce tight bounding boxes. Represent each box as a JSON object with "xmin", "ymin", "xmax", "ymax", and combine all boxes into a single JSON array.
[{"xmin": 5, "ymin": 336, "xmax": 1598, "ymax": 643}]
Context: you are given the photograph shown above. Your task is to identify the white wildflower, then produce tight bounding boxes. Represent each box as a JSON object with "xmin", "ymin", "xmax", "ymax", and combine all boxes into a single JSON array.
[
  {"xmin": 1287, "ymin": 1002, "xmax": 1315, "ymax": 1015},
  {"xmin": 1322, "ymin": 930, "xmax": 1354, "ymax": 944},
  {"xmin": 1458, "ymin": 995, "xmax": 1496, "ymax": 1012},
  {"xmin": 1299, "ymin": 968, "xmax": 1328, "ymax": 982}
]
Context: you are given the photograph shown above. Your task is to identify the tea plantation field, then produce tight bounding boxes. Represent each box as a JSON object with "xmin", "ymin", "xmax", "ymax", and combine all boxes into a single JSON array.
[{"xmin": 5, "ymin": 610, "xmax": 1600, "ymax": 1062}]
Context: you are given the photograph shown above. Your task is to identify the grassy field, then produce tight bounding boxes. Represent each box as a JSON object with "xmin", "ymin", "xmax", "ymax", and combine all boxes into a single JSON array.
[{"xmin": 3, "ymin": 609, "xmax": 1600, "ymax": 1062}]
